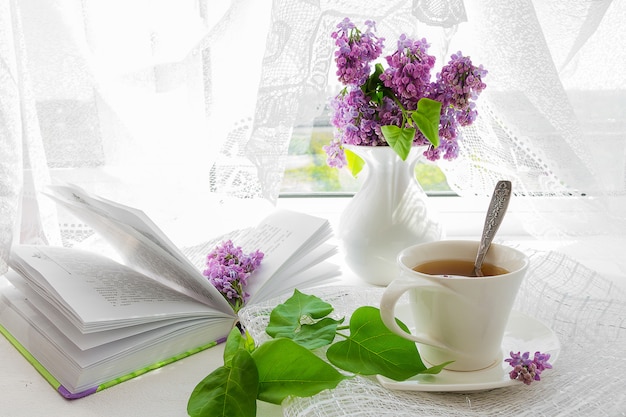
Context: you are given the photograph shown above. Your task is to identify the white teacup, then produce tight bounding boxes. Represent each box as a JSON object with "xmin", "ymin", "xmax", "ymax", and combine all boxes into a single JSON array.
[{"xmin": 380, "ymin": 240, "xmax": 529, "ymax": 372}]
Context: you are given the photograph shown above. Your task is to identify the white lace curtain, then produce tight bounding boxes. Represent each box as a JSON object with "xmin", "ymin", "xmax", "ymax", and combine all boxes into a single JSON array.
[{"xmin": 1, "ymin": 0, "xmax": 625, "ymax": 274}]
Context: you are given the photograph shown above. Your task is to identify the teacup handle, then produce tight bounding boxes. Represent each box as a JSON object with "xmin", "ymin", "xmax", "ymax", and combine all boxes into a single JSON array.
[{"xmin": 380, "ymin": 277, "xmax": 455, "ymax": 351}]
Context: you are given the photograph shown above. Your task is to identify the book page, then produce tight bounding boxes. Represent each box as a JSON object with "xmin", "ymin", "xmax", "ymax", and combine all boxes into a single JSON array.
[
  {"xmin": 9, "ymin": 245, "xmax": 235, "ymax": 333},
  {"xmin": 249, "ymin": 243, "xmax": 340, "ymax": 303},
  {"xmin": 3, "ymin": 271, "xmax": 220, "ymax": 350},
  {"xmin": 45, "ymin": 184, "xmax": 339, "ymax": 313},
  {"xmin": 45, "ymin": 184, "xmax": 233, "ymax": 314},
  {"xmin": 238, "ymin": 210, "xmax": 340, "ymax": 304}
]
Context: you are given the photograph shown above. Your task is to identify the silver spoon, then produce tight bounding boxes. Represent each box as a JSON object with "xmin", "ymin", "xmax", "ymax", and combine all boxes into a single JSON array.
[{"xmin": 472, "ymin": 180, "xmax": 512, "ymax": 277}]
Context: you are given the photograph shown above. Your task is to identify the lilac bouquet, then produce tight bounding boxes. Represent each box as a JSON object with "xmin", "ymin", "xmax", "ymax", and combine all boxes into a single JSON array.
[
  {"xmin": 203, "ymin": 240, "xmax": 264, "ymax": 312},
  {"xmin": 324, "ymin": 18, "xmax": 487, "ymax": 174}
]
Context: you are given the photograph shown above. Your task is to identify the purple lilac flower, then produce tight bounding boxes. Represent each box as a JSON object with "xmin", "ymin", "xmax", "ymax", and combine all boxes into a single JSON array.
[
  {"xmin": 325, "ymin": 86, "xmax": 395, "ymax": 167},
  {"xmin": 332, "ymin": 18, "xmax": 384, "ymax": 86},
  {"xmin": 322, "ymin": 138, "xmax": 347, "ymax": 168},
  {"xmin": 456, "ymin": 102, "xmax": 478, "ymax": 127},
  {"xmin": 436, "ymin": 51, "xmax": 487, "ymax": 110},
  {"xmin": 380, "ymin": 36, "xmax": 436, "ymax": 103},
  {"xmin": 505, "ymin": 351, "xmax": 553, "ymax": 385},
  {"xmin": 423, "ymin": 145, "xmax": 441, "ymax": 161},
  {"xmin": 439, "ymin": 138, "xmax": 460, "ymax": 160},
  {"xmin": 420, "ymin": 53, "xmax": 486, "ymax": 161},
  {"xmin": 203, "ymin": 240, "xmax": 264, "ymax": 311},
  {"xmin": 532, "ymin": 351, "xmax": 553, "ymax": 373}
]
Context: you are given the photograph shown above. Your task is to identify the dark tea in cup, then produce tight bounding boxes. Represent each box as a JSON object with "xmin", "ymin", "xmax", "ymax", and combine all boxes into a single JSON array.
[{"xmin": 413, "ymin": 259, "xmax": 509, "ymax": 277}]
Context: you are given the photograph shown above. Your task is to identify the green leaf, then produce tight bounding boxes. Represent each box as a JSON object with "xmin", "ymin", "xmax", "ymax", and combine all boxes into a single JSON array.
[
  {"xmin": 420, "ymin": 360, "xmax": 455, "ymax": 374},
  {"xmin": 326, "ymin": 306, "xmax": 428, "ymax": 381},
  {"xmin": 345, "ymin": 148, "xmax": 365, "ymax": 178},
  {"xmin": 381, "ymin": 125, "xmax": 415, "ymax": 161},
  {"xmin": 411, "ymin": 97, "xmax": 442, "ymax": 147},
  {"xmin": 266, "ymin": 290, "xmax": 342, "ymax": 349},
  {"xmin": 223, "ymin": 327, "xmax": 255, "ymax": 367},
  {"xmin": 187, "ymin": 349, "xmax": 258, "ymax": 417},
  {"xmin": 362, "ymin": 63, "xmax": 385, "ymax": 104},
  {"xmin": 252, "ymin": 338, "xmax": 347, "ymax": 404},
  {"xmin": 223, "ymin": 328, "xmax": 244, "ymax": 367}
]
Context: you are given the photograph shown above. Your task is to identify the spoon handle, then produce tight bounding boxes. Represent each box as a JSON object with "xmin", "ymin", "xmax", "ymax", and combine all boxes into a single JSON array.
[{"xmin": 474, "ymin": 180, "xmax": 512, "ymax": 276}]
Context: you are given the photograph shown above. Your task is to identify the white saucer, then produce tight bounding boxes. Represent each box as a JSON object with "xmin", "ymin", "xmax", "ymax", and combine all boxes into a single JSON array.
[{"xmin": 377, "ymin": 309, "xmax": 560, "ymax": 392}]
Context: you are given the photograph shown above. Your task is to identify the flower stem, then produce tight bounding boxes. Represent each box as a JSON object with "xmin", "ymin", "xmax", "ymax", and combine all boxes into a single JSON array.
[{"xmin": 390, "ymin": 95, "xmax": 412, "ymax": 128}]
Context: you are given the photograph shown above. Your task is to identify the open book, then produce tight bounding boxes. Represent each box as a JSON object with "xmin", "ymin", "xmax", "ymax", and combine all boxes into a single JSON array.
[{"xmin": 0, "ymin": 184, "xmax": 339, "ymax": 399}]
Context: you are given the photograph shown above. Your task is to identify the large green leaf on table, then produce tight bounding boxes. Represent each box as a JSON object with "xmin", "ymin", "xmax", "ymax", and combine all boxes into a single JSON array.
[
  {"xmin": 381, "ymin": 125, "xmax": 416, "ymax": 161},
  {"xmin": 411, "ymin": 97, "xmax": 442, "ymax": 147},
  {"xmin": 266, "ymin": 289, "xmax": 343, "ymax": 350},
  {"xmin": 187, "ymin": 349, "xmax": 259, "ymax": 417},
  {"xmin": 327, "ymin": 306, "xmax": 448, "ymax": 381},
  {"xmin": 252, "ymin": 338, "xmax": 348, "ymax": 404}
]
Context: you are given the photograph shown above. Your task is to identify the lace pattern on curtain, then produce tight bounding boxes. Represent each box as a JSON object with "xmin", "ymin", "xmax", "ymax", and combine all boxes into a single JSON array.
[{"xmin": 0, "ymin": 0, "xmax": 625, "ymax": 273}]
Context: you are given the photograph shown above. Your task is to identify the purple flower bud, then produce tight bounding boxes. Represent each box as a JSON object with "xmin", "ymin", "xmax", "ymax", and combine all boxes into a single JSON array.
[
  {"xmin": 204, "ymin": 240, "xmax": 264, "ymax": 311},
  {"xmin": 506, "ymin": 350, "xmax": 552, "ymax": 385}
]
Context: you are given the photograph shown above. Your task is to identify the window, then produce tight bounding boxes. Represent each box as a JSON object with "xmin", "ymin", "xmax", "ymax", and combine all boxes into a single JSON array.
[{"xmin": 279, "ymin": 112, "xmax": 454, "ymax": 196}]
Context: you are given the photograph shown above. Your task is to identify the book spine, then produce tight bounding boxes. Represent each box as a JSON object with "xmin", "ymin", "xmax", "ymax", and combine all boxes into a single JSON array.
[
  {"xmin": 93, "ymin": 337, "xmax": 226, "ymax": 395},
  {"xmin": 0, "ymin": 323, "xmax": 227, "ymax": 400}
]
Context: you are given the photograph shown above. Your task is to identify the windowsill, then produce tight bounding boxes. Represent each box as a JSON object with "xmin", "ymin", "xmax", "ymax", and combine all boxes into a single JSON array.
[
  {"xmin": 59, "ymin": 188, "xmax": 626, "ymax": 291},
  {"xmin": 276, "ymin": 194, "xmax": 529, "ymax": 238},
  {"xmin": 275, "ymin": 194, "xmax": 626, "ymax": 292}
]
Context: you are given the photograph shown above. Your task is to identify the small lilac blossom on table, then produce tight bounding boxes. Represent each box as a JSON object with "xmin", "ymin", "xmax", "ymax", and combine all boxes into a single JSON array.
[
  {"xmin": 324, "ymin": 17, "xmax": 488, "ymax": 173},
  {"xmin": 203, "ymin": 240, "xmax": 264, "ymax": 312},
  {"xmin": 505, "ymin": 351, "xmax": 553, "ymax": 385}
]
